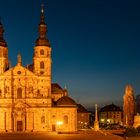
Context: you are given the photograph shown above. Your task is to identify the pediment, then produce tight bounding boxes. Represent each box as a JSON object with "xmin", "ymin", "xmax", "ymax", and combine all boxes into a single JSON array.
[
  {"xmin": 13, "ymin": 102, "xmax": 30, "ymax": 113},
  {"xmin": 2, "ymin": 64, "xmax": 36, "ymax": 77},
  {"xmin": 14, "ymin": 102, "xmax": 30, "ymax": 108}
]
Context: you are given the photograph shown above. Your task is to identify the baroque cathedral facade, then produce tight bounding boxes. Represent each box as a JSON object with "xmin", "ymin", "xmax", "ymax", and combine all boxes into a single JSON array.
[{"xmin": 0, "ymin": 7, "xmax": 77, "ymax": 132}]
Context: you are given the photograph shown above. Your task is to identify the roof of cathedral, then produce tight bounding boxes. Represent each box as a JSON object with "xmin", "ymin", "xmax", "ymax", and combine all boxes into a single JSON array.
[
  {"xmin": 77, "ymin": 104, "xmax": 89, "ymax": 113},
  {"xmin": 100, "ymin": 103, "xmax": 122, "ymax": 112},
  {"xmin": 0, "ymin": 19, "xmax": 7, "ymax": 47},
  {"xmin": 56, "ymin": 96, "xmax": 77, "ymax": 106},
  {"xmin": 27, "ymin": 64, "xmax": 33, "ymax": 72},
  {"xmin": 51, "ymin": 83, "xmax": 65, "ymax": 94}
]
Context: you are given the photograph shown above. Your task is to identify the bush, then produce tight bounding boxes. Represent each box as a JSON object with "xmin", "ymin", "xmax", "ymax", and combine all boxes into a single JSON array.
[{"xmin": 125, "ymin": 127, "xmax": 138, "ymax": 137}]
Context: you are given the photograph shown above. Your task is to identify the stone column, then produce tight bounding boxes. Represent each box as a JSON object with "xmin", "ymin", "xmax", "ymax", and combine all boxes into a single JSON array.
[{"xmin": 94, "ymin": 104, "xmax": 99, "ymax": 131}]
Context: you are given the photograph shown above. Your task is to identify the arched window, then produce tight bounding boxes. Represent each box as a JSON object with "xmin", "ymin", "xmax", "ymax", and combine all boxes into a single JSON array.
[
  {"xmin": 40, "ymin": 49, "xmax": 44, "ymax": 55},
  {"xmin": 64, "ymin": 115, "xmax": 68, "ymax": 124},
  {"xmin": 40, "ymin": 61, "xmax": 44, "ymax": 69},
  {"xmin": 17, "ymin": 88, "xmax": 22, "ymax": 99},
  {"xmin": 41, "ymin": 116, "xmax": 45, "ymax": 124},
  {"xmin": 37, "ymin": 89, "xmax": 41, "ymax": 97}
]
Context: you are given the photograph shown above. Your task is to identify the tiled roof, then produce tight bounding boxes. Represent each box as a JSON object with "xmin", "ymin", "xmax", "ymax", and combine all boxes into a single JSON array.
[
  {"xmin": 100, "ymin": 103, "xmax": 122, "ymax": 112},
  {"xmin": 77, "ymin": 104, "xmax": 88, "ymax": 113},
  {"xmin": 27, "ymin": 64, "xmax": 33, "ymax": 72},
  {"xmin": 51, "ymin": 83, "xmax": 64, "ymax": 94},
  {"xmin": 56, "ymin": 96, "xmax": 77, "ymax": 106}
]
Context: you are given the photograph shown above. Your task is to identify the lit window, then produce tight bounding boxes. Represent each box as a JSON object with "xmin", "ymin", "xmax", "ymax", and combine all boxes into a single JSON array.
[{"xmin": 100, "ymin": 119, "xmax": 105, "ymax": 122}]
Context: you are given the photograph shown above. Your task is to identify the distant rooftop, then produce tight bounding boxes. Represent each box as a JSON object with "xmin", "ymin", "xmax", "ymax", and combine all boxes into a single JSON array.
[{"xmin": 100, "ymin": 103, "xmax": 122, "ymax": 112}]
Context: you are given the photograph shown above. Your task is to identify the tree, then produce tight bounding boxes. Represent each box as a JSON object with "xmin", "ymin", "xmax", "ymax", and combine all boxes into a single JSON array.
[{"xmin": 123, "ymin": 85, "xmax": 135, "ymax": 127}]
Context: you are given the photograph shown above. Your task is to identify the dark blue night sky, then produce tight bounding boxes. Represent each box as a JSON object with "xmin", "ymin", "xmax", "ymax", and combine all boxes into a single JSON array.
[{"xmin": 0, "ymin": 0, "xmax": 140, "ymax": 108}]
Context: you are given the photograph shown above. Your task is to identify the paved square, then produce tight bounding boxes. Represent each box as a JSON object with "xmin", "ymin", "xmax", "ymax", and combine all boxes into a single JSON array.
[{"xmin": 0, "ymin": 133, "xmax": 125, "ymax": 140}]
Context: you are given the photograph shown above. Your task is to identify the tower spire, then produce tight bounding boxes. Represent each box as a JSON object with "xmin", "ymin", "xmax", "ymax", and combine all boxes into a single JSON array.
[
  {"xmin": 40, "ymin": 4, "xmax": 45, "ymax": 24},
  {"xmin": 41, "ymin": 4, "xmax": 44, "ymax": 14},
  {"xmin": 0, "ymin": 17, "xmax": 7, "ymax": 47},
  {"xmin": 35, "ymin": 4, "xmax": 50, "ymax": 46},
  {"xmin": 17, "ymin": 54, "xmax": 22, "ymax": 66}
]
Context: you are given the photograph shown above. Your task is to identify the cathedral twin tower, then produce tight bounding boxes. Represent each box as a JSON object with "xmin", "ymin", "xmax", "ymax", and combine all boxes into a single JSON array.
[
  {"xmin": 0, "ymin": 18, "xmax": 9, "ymax": 74},
  {"xmin": 0, "ymin": 7, "xmax": 52, "ymax": 97},
  {"xmin": 0, "ymin": 7, "xmax": 77, "ymax": 132}
]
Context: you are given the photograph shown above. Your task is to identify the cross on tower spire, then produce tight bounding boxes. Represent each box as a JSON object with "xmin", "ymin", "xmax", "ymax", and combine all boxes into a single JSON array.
[{"xmin": 41, "ymin": 4, "xmax": 44, "ymax": 14}]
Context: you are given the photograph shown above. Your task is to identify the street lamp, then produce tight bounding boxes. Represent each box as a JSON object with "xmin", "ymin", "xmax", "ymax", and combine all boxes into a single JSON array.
[{"xmin": 56, "ymin": 121, "xmax": 63, "ymax": 125}]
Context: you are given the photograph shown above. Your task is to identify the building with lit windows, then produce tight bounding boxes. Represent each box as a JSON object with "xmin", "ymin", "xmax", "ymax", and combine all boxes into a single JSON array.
[
  {"xmin": 77, "ymin": 104, "xmax": 90, "ymax": 129},
  {"xmin": 99, "ymin": 103, "xmax": 122, "ymax": 125},
  {"xmin": 0, "ymin": 7, "xmax": 77, "ymax": 132}
]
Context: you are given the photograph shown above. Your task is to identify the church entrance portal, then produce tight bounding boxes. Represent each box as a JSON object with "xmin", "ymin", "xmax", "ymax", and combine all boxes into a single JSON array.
[
  {"xmin": 52, "ymin": 125, "xmax": 56, "ymax": 131},
  {"xmin": 17, "ymin": 121, "xmax": 23, "ymax": 131}
]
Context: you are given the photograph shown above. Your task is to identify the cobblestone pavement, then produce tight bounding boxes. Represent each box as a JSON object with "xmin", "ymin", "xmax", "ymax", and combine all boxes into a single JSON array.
[
  {"xmin": 0, "ymin": 132, "xmax": 125, "ymax": 140},
  {"xmin": 128, "ymin": 137, "xmax": 140, "ymax": 140}
]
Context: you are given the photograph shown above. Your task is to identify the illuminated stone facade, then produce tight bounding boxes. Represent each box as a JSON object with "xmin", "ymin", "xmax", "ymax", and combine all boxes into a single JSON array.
[
  {"xmin": 77, "ymin": 104, "xmax": 89, "ymax": 129},
  {"xmin": 0, "ymin": 7, "xmax": 77, "ymax": 132},
  {"xmin": 99, "ymin": 103, "xmax": 122, "ymax": 125}
]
